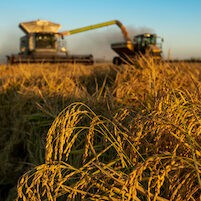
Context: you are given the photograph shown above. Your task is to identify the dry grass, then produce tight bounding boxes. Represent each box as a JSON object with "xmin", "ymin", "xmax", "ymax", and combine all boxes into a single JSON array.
[{"xmin": 1, "ymin": 59, "xmax": 201, "ymax": 200}]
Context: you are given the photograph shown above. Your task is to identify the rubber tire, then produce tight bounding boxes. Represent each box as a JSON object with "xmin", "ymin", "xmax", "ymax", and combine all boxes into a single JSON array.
[{"xmin": 113, "ymin": 57, "xmax": 122, "ymax": 65}]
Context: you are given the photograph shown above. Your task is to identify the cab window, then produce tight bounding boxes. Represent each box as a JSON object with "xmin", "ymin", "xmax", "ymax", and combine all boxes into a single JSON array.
[{"xmin": 35, "ymin": 34, "xmax": 55, "ymax": 49}]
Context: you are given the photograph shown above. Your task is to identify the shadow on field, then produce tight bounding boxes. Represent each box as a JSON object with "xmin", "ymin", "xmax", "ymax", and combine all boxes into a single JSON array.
[{"xmin": 0, "ymin": 64, "xmax": 119, "ymax": 201}]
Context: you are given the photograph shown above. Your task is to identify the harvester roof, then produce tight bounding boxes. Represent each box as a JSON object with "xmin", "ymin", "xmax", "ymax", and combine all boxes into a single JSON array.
[
  {"xmin": 135, "ymin": 33, "xmax": 157, "ymax": 38},
  {"xmin": 19, "ymin": 20, "xmax": 61, "ymax": 34}
]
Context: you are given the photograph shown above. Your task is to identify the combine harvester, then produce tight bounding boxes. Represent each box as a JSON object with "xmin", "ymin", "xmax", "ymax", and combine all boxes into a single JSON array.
[
  {"xmin": 111, "ymin": 33, "xmax": 164, "ymax": 65},
  {"xmin": 7, "ymin": 20, "xmax": 130, "ymax": 65}
]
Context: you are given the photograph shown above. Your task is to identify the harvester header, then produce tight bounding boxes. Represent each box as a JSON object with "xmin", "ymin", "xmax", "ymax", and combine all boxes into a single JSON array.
[{"xmin": 19, "ymin": 20, "xmax": 61, "ymax": 34}]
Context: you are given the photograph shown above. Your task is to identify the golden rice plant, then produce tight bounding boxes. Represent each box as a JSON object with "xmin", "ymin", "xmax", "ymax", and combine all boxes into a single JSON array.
[
  {"xmin": 1, "ymin": 58, "xmax": 201, "ymax": 200},
  {"xmin": 0, "ymin": 63, "xmax": 113, "ymax": 200},
  {"xmin": 114, "ymin": 56, "xmax": 201, "ymax": 109},
  {"xmin": 16, "ymin": 100, "xmax": 201, "ymax": 200}
]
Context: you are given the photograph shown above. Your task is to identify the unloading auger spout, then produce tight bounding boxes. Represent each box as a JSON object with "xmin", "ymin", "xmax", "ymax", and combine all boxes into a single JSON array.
[
  {"xmin": 114, "ymin": 20, "xmax": 131, "ymax": 42},
  {"xmin": 59, "ymin": 20, "xmax": 131, "ymax": 42}
]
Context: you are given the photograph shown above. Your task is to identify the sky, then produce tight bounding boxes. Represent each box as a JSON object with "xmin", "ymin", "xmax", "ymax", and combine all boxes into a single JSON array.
[{"xmin": 0, "ymin": 0, "xmax": 201, "ymax": 62}]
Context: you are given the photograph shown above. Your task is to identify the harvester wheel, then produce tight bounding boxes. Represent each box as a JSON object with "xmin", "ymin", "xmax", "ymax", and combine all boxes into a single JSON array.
[
  {"xmin": 7, "ymin": 56, "xmax": 14, "ymax": 65},
  {"xmin": 113, "ymin": 57, "xmax": 122, "ymax": 65}
]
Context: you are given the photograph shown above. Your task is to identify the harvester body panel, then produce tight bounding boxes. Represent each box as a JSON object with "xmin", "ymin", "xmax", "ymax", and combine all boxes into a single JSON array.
[{"xmin": 111, "ymin": 41, "xmax": 135, "ymax": 56}]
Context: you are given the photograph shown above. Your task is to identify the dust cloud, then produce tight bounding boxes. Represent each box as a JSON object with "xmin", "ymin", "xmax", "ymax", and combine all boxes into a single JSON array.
[{"xmin": 0, "ymin": 30, "xmax": 20, "ymax": 63}]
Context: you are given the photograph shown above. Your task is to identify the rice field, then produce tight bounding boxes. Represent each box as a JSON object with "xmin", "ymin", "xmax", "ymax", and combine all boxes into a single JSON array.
[{"xmin": 1, "ymin": 58, "xmax": 201, "ymax": 200}]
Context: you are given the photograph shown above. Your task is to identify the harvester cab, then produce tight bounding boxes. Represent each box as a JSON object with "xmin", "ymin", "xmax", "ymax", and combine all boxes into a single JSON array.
[
  {"xmin": 111, "ymin": 33, "xmax": 164, "ymax": 65},
  {"xmin": 19, "ymin": 20, "xmax": 64, "ymax": 56},
  {"xmin": 133, "ymin": 33, "xmax": 163, "ymax": 57}
]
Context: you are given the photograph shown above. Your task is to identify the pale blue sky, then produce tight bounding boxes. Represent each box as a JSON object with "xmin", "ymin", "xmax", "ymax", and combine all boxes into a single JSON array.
[{"xmin": 0, "ymin": 0, "xmax": 201, "ymax": 61}]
